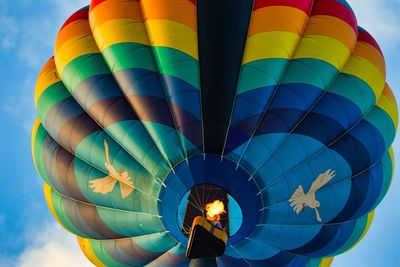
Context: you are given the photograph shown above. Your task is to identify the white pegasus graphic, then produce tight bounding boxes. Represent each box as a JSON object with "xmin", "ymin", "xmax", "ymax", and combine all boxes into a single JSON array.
[
  {"xmin": 289, "ymin": 169, "xmax": 336, "ymax": 222},
  {"xmin": 89, "ymin": 140, "xmax": 134, "ymax": 199}
]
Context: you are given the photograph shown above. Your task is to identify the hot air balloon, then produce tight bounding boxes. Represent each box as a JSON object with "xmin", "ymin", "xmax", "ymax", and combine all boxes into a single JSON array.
[{"xmin": 32, "ymin": 0, "xmax": 398, "ymax": 266}]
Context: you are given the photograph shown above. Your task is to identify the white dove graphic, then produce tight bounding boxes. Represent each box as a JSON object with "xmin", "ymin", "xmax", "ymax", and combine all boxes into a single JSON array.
[
  {"xmin": 89, "ymin": 140, "xmax": 134, "ymax": 199},
  {"xmin": 289, "ymin": 169, "xmax": 336, "ymax": 222}
]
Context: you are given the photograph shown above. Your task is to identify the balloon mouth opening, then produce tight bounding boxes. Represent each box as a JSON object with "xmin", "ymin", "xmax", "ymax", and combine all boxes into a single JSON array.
[
  {"xmin": 177, "ymin": 184, "xmax": 243, "ymax": 237},
  {"xmin": 158, "ymin": 155, "xmax": 262, "ymax": 246}
]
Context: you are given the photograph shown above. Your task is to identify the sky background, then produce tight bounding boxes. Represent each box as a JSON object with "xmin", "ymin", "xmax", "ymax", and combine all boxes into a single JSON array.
[{"xmin": 0, "ymin": 1, "xmax": 399, "ymax": 266}]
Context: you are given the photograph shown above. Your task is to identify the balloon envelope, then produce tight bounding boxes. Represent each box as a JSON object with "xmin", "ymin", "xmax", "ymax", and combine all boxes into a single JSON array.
[{"xmin": 32, "ymin": 0, "xmax": 398, "ymax": 266}]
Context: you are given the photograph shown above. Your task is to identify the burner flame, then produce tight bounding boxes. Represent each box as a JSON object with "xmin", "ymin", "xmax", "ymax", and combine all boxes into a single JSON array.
[{"xmin": 205, "ymin": 200, "xmax": 226, "ymax": 222}]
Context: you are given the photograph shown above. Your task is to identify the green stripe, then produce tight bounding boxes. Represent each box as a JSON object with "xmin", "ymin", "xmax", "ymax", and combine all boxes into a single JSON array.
[
  {"xmin": 89, "ymin": 239, "xmax": 129, "ymax": 267},
  {"xmin": 50, "ymin": 188, "xmax": 86, "ymax": 236},
  {"xmin": 33, "ymin": 125, "xmax": 51, "ymax": 185},
  {"xmin": 62, "ymin": 53, "xmax": 109, "ymax": 91},
  {"xmin": 102, "ymin": 43, "xmax": 157, "ymax": 72},
  {"xmin": 37, "ymin": 82, "xmax": 71, "ymax": 121},
  {"xmin": 154, "ymin": 47, "xmax": 200, "ymax": 89}
]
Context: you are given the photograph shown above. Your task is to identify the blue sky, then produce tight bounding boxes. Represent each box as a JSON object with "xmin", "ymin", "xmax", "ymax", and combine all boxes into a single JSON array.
[{"xmin": 0, "ymin": 1, "xmax": 399, "ymax": 266}]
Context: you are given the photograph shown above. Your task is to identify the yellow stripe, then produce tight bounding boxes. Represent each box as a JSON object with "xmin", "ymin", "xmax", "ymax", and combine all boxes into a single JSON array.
[
  {"xmin": 44, "ymin": 183, "xmax": 81, "ymax": 237},
  {"xmin": 353, "ymin": 42, "xmax": 386, "ymax": 78},
  {"xmin": 93, "ymin": 19, "xmax": 149, "ymax": 51},
  {"xmin": 319, "ymin": 257, "xmax": 334, "ymax": 267},
  {"xmin": 389, "ymin": 147, "xmax": 395, "ymax": 167},
  {"xmin": 343, "ymin": 56, "xmax": 385, "ymax": 100},
  {"xmin": 388, "ymin": 147, "xmax": 395, "ymax": 190},
  {"xmin": 144, "ymin": 19, "xmax": 198, "ymax": 59},
  {"xmin": 56, "ymin": 21, "xmax": 92, "ymax": 52},
  {"xmin": 35, "ymin": 59, "xmax": 61, "ymax": 106},
  {"xmin": 377, "ymin": 85, "xmax": 398, "ymax": 130},
  {"xmin": 242, "ymin": 31, "xmax": 300, "ymax": 64},
  {"xmin": 77, "ymin": 237, "xmax": 107, "ymax": 267},
  {"xmin": 294, "ymin": 35, "xmax": 350, "ymax": 69},
  {"xmin": 31, "ymin": 119, "xmax": 41, "ymax": 169},
  {"xmin": 55, "ymin": 35, "xmax": 99, "ymax": 75},
  {"xmin": 44, "ymin": 183, "xmax": 64, "ymax": 226},
  {"xmin": 304, "ymin": 15, "xmax": 357, "ymax": 51}
]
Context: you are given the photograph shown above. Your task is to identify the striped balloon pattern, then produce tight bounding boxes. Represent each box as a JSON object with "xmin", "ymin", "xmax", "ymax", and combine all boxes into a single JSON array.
[{"xmin": 32, "ymin": 0, "xmax": 397, "ymax": 266}]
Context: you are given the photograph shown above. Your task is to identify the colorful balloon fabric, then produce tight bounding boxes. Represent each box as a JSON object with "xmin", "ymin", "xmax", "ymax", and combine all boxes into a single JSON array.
[{"xmin": 32, "ymin": 0, "xmax": 398, "ymax": 266}]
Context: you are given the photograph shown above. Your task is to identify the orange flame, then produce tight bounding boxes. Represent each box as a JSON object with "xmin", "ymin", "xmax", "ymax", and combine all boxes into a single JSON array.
[{"xmin": 205, "ymin": 200, "xmax": 227, "ymax": 222}]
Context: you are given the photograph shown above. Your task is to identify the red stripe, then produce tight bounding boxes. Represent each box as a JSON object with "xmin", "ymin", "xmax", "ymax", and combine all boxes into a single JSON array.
[
  {"xmin": 60, "ymin": 7, "xmax": 89, "ymax": 31},
  {"xmin": 90, "ymin": 0, "xmax": 107, "ymax": 10},
  {"xmin": 254, "ymin": 0, "xmax": 313, "ymax": 14},
  {"xmin": 358, "ymin": 28, "xmax": 383, "ymax": 55},
  {"xmin": 311, "ymin": 0, "xmax": 357, "ymax": 32}
]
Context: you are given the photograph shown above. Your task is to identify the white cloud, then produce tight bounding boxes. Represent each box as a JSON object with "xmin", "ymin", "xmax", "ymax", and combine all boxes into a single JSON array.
[{"xmin": 15, "ymin": 223, "xmax": 93, "ymax": 267}]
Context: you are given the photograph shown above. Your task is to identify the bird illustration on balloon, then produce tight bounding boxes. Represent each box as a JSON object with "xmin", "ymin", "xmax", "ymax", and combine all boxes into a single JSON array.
[
  {"xmin": 89, "ymin": 140, "xmax": 134, "ymax": 199},
  {"xmin": 289, "ymin": 169, "xmax": 336, "ymax": 222}
]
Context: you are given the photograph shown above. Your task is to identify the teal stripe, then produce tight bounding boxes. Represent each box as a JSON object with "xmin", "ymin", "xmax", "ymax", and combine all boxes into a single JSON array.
[
  {"xmin": 89, "ymin": 239, "xmax": 129, "ymax": 267},
  {"xmin": 238, "ymin": 59, "xmax": 288, "ymax": 94},
  {"xmin": 366, "ymin": 107, "xmax": 396, "ymax": 149},
  {"xmin": 134, "ymin": 232, "xmax": 177, "ymax": 253},
  {"xmin": 327, "ymin": 213, "xmax": 369, "ymax": 257},
  {"xmin": 106, "ymin": 120, "xmax": 170, "ymax": 178},
  {"xmin": 74, "ymin": 159, "xmax": 159, "ymax": 213},
  {"xmin": 75, "ymin": 131, "xmax": 159, "ymax": 194},
  {"xmin": 96, "ymin": 207, "xmax": 164, "ymax": 237}
]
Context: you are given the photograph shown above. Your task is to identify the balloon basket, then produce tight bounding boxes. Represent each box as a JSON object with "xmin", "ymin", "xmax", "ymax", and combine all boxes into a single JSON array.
[{"xmin": 186, "ymin": 216, "xmax": 228, "ymax": 259}]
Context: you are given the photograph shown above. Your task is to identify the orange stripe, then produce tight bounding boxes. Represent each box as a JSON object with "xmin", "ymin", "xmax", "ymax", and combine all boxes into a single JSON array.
[
  {"xmin": 304, "ymin": 15, "xmax": 357, "ymax": 51},
  {"xmin": 141, "ymin": 0, "xmax": 197, "ymax": 30},
  {"xmin": 38, "ymin": 56, "xmax": 55, "ymax": 77},
  {"xmin": 55, "ymin": 20, "xmax": 91, "ymax": 52},
  {"xmin": 89, "ymin": 0, "xmax": 143, "ymax": 26},
  {"xmin": 353, "ymin": 42, "xmax": 386, "ymax": 78},
  {"xmin": 248, "ymin": 6, "xmax": 308, "ymax": 36},
  {"xmin": 35, "ymin": 58, "xmax": 61, "ymax": 105},
  {"xmin": 383, "ymin": 83, "xmax": 396, "ymax": 102}
]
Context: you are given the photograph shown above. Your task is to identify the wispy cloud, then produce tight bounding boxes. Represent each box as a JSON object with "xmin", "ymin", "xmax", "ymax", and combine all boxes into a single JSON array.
[{"xmin": 14, "ymin": 223, "xmax": 93, "ymax": 267}]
